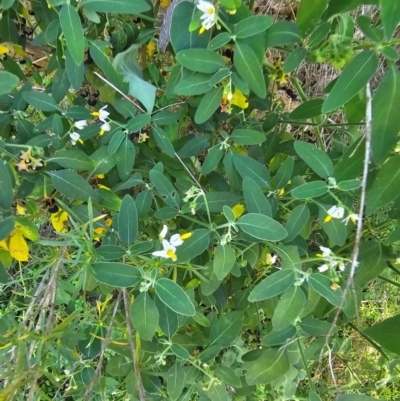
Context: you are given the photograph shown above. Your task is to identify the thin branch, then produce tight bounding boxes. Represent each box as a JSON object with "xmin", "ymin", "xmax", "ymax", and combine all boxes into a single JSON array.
[
  {"xmin": 122, "ymin": 288, "xmax": 146, "ymax": 401},
  {"xmin": 324, "ymin": 82, "xmax": 373, "ymax": 372},
  {"xmin": 84, "ymin": 292, "xmax": 122, "ymax": 401},
  {"xmin": 93, "ymin": 72, "xmax": 145, "ymax": 113},
  {"xmin": 173, "ymin": 151, "xmax": 204, "ymax": 191}
]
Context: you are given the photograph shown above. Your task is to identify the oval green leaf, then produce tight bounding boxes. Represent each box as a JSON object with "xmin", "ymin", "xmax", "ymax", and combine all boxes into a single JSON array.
[
  {"xmin": 91, "ymin": 262, "xmax": 141, "ymax": 287},
  {"xmin": 237, "ymin": 213, "xmax": 287, "ymax": 242}
]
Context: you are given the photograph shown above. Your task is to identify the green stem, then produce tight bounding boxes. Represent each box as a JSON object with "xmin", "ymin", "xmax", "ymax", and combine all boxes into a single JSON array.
[
  {"xmin": 297, "ymin": 339, "xmax": 316, "ymax": 392},
  {"xmin": 378, "ymin": 275, "xmax": 400, "ymax": 288},
  {"xmin": 0, "ymin": 148, "xmax": 19, "ymax": 161},
  {"xmin": 217, "ymin": 17, "xmax": 233, "ymax": 35},
  {"xmin": 179, "ymin": 213, "xmax": 210, "ymax": 229},
  {"xmin": 135, "ymin": 13, "xmax": 161, "ymax": 24},
  {"xmin": 248, "ymin": 0, "xmax": 255, "ymax": 11},
  {"xmin": 387, "ymin": 264, "xmax": 400, "ymax": 276},
  {"xmin": 291, "ymin": 76, "xmax": 325, "ymax": 150}
]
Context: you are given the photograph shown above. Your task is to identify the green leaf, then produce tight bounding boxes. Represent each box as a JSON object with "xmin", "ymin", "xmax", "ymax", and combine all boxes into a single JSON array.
[
  {"xmin": 337, "ymin": 179, "xmax": 361, "ymax": 191},
  {"xmin": 300, "ymin": 318, "xmax": 333, "ymax": 336},
  {"xmin": 234, "ymin": 41, "xmax": 266, "ymax": 98},
  {"xmin": 371, "ymin": 66, "xmax": 400, "ymax": 163},
  {"xmin": 80, "ymin": 0, "xmax": 151, "ymax": 13},
  {"xmin": 209, "ymin": 68, "xmax": 231, "ymax": 86},
  {"xmin": 198, "ymin": 192, "xmax": 241, "ymax": 212},
  {"xmin": 178, "ymin": 136, "xmax": 209, "ymax": 158},
  {"xmin": 95, "ymin": 245, "xmax": 125, "ymax": 261},
  {"xmin": 171, "ymin": 344, "xmax": 190, "ymax": 360},
  {"xmin": 201, "ymin": 145, "xmax": 224, "ymax": 175},
  {"xmin": 262, "ymin": 325, "xmax": 297, "ymax": 346},
  {"xmin": 108, "ymin": 131, "xmax": 125, "ymax": 155},
  {"xmin": 237, "ymin": 213, "xmax": 287, "ymax": 241},
  {"xmin": 365, "ymin": 313, "xmax": 400, "ymax": 354},
  {"xmin": 65, "ymin": 48, "xmax": 84, "ymax": 90},
  {"xmin": 210, "ymin": 311, "xmax": 243, "ymax": 347},
  {"xmin": 234, "ymin": 15, "xmax": 273, "ymax": 38},
  {"xmin": 309, "ymin": 393, "xmax": 323, "ymax": 401},
  {"xmin": 127, "ymin": 114, "xmax": 151, "ymax": 131},
  {"xmin": 291, "ymin": 181, "xmax": 328, "ymax": 199},
  {"xmin": 366, "ymin": 155, "xmax": 400, "ymax": 216},
  {"xmin": 125, "ymin": 74, "xmax": 156, "ymax": 113},
  {"xmin": 170, "ymin": 2, "xmax": 210, "ymax": 53},
  {"xmin": 0, "ymin": 71, "xmax": 19, "ymax": 95},
  {"xmin": 174, "ymin": 73, "xmax": 213, "ymax": 96},
  {"xmin": 47, "ymin": 149, "xmax": 93, "ymax": 171},
  {"xmin": 355, "ymin": 242, "xmax": 386, "ymax": 288},
  {"xmin": 115, "ymin": 137, "xmax": 136, "ymax": 181},
  {"xmin": 243, "ymin": 176, "xmax": 271, "ymax": 216},
  {"xmin": 152, "ymin": 111, "xmax": 178, "ymax": 126},
  {"xmin": 213, "ymin": 244, "xmax": 236, "ymax": 281},
  {"xmin": 156, "ymin": 296, "xmax": 178, "ymax": 338},
  {"xmin": 248, "ymin": 269, "xmax": 295, "ymax": 302},
  {"xmin": 130, "ymin": 292, "xmax": 159, "ymax": 341},
  {"xmin": 91, "ymin": 262, "xmax": 141, "ymax": 287},
  {"xmin": 232, "ymin": 153, "xmax": 270, "ymax": 189},
  {"xmin": 296, "ymin": 0, "xmax": 330, "ymax": 35},
  {"xmin": 319, "ymin": 205, "xmax": 347, "ymax": 246},
  {"xmin": 0, "ymin": 217, "xmax": 14, "ymax": 241},
  {"xmin": 380, "ymin": 0, "xmax": 400, "ymax": 39},
  {"xmin": 274, "ymin": 156, "xmax": 294, "ymax": 189},
  {"xmin": 208, "ymin": 33, "xmax": 232, "ymax": 50},
  {"xmin": 195, "ymin": 87, "xmax": 223, "ymax": 124},
  {"xmin": 52, "ymin": 68, "xmax": 70, "ymax": 103},
  {"xmin": 95, "ymin": 189, "xmax": 121, "ymax": 211},
  {"xmin": 155, "ymin": 278, "xmax": 196, "ymax": 316},
  {"xmin": 150, "ymin": 169, "xmax": 180, "ymax": 208},
  {"xmin": 154, "ymin": 207, "xmax": 178, "ymax": 220},
  {"xmin": 216, "ymin": 366, "xmax": 242, "ymax": 388},
  {"xmin": 289, "ymin": 99, "xmax": 324, "ymax": 119},
  {"xmin": 294, "ymin": 141, "xmax": 334, "ymax": 178},
  {"xmin": 245, "ymin": 349, "xmax": 290, "ymax": 385},
  {"xmin": 89, "ymin": 41, "xmax": 127, "ymax": 93},
  {"xmin": 283, "ymin": 47, "xmax": 307, "ymax": 73},
  {"xmin": 265, "ymin": 21, "xmax": 302, "ymax": 48},
  {"xmin": 59, "ymin": 4, "xmax": 84, "ymax": 66},
  {"xmin": 90, "ymin": 146, "xmax": 116, "ymax": 176},
  {"xmin": 0, "ymin": 262, "xmax": 7, "ymax": 284},
  {"xmin": 176, "ymin": 229, "xmax": 210, "ymax": 263},
  {"xmin": 152, "ymin": 125, "xmax": 175, "ymax": 157},
  {"xmin": 309, "ymin": 274, "xmax": 345, "ymax": 307},
  {"xmin": 322, "ymin": 51, "xmax": 379, "ymax": 113},
  {"xmin": 272, "ymin": 286, "xmax": 306, "ymax": 330},
  {"xmin": 176, "ymin": 49, "xmax": 225, "ymax": 74},
  {"xmin": 333, "ymin": 138, "xmax": 365, "ymax": 181},
  {"xmin": 167, "ymin": 363, "xmax": 185, "ymax": 401},
  {"xmin": 0, "ymin": 159, "xmax": 13, "ymax": 210},
  {"xmin": 285, "ymin": 204, "xmax": 310, "ymax": 242},
  {"xmin": 117, "ymin": 194, "xmax": 138, "ymax": 244},
  {"xmin": 21, "ymin": 91, "xmax": 59, "ymax": 112},
  {"xmin": 49, "ymin": 170, "xmax": 98, "ymax": 202},
  {"xmin": 230, "ymin": 128, "xmax": 265, "ymax": 145}
]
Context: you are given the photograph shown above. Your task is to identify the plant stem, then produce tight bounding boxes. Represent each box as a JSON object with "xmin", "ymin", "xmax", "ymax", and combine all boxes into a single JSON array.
[
  {"xmin": 291, "ymin": 76, "xmax": 325, "ymax": 150},
  {"xmin": 297, "ymin": 339, "xmax": 316, "ymax": 392},
  {"xmin": 378, "ymin": 275, "xmax": 400, "ymax": 288}
]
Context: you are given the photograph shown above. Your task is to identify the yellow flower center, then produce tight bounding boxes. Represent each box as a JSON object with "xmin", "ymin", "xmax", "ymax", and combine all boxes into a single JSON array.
[
  {"xmin": 92, "ymin": 111, "xmax": 100, "ymax": 117},
  {"xmin": 316, "ymin": 253, "xmax": 323, "ymax": 258},
  {"xmin": 99, "ymin": 129, "xmax": 105, "ymax": 136},
  {"xmin": 167, "ymin": 249, "xmax": 177, "ymax": 261},
  {"xmin": 180, "ymin": 232, "xmax": 192, "ymax": 240},
  {"xmin": 232, "ymin": 204, "xmax": 245, "ymax": 219},
  {"xmin": 279, "ymin": 188, "xmax": 285, "ymax": 196},
  {"xmin": 324, "ymin": 215, "xmax": 332, "ymax": 223},
  {"xmin": 207, "ymin": 7, "xmax": 214, "ymax": 14},
  {"xmin": 350, "ymin": 215, "xmax": 357, "ymax": 223},
  {"xmin": 199, "ymin": 26, "xmax": 206, "ymax": 34}
]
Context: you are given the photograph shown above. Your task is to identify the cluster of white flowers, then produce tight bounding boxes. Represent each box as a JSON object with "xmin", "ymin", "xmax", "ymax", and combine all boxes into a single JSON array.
[
  {"xmin": 325, "ymin": 205, "xmax": 359, "ymax": 225},
  {"xmin": 317, "ymin": 246, "xmax": 345, "ymax": 273},
  {"xmin": 69, "ymin": 105, "xmax": 110, "ymax": 145},
  {"xmin": 152, "ymin": 225, "xmax": 192, "ymax": 261}
]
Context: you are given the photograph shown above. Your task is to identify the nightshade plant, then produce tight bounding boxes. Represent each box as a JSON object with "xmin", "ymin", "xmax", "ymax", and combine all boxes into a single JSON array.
[{"xmin": 0, "ymin": 0, "xmax": 400, "ymax": 400}]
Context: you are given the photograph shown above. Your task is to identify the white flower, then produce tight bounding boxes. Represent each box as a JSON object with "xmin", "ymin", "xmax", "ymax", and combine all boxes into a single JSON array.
[
  {"xmin": 152, "ymin": 240, "xmax": 177, "ymax": 261},
  {"xmin": 318, "ymin": 264, "xmax": 329, "ymax": 273},
  {"xmin": 343, "ymin": 213, "xmax": 359, "ymax": 225},
  {"xmin": 270, "ymin": 254, "xmax": 277, "ymax": 264},
  {"xmin": 159, "ymin": 225, "xmax": 168, "ymax": 240},
  {"xmin": 318, "ymin": 246, "xmax": 332, "ymax": 258},
  {"xmin": 170, "ymin": 232, "xmax": 192, "ymax": 247},
  {"xmin": 325, "ymin": 205, "xmax": 345, "ymax": 222},
  {"xmin": 69, "ymin": 132, "xmax": 80, "ymax": 145},
  {"xmin": 92, "ymin": 105, "xmax": 109, "ymax": 122},
  {"xmin": 75, "ymin": 120, "xmax": 87, "ymax": 130},
  {"xmin": 395, "ymin": 257, "xmax": 400, "ymax": 265},
  {"xmin": 338, "ymin": 263, "xmax": 345, "ymax": 271},
  {"xmin": 197, "ymin": 0, "xmax": 216, "ymax": 31},
  {"xmin": 99, "ymin": 122, "xmax": 111, "ymax": 136}
]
